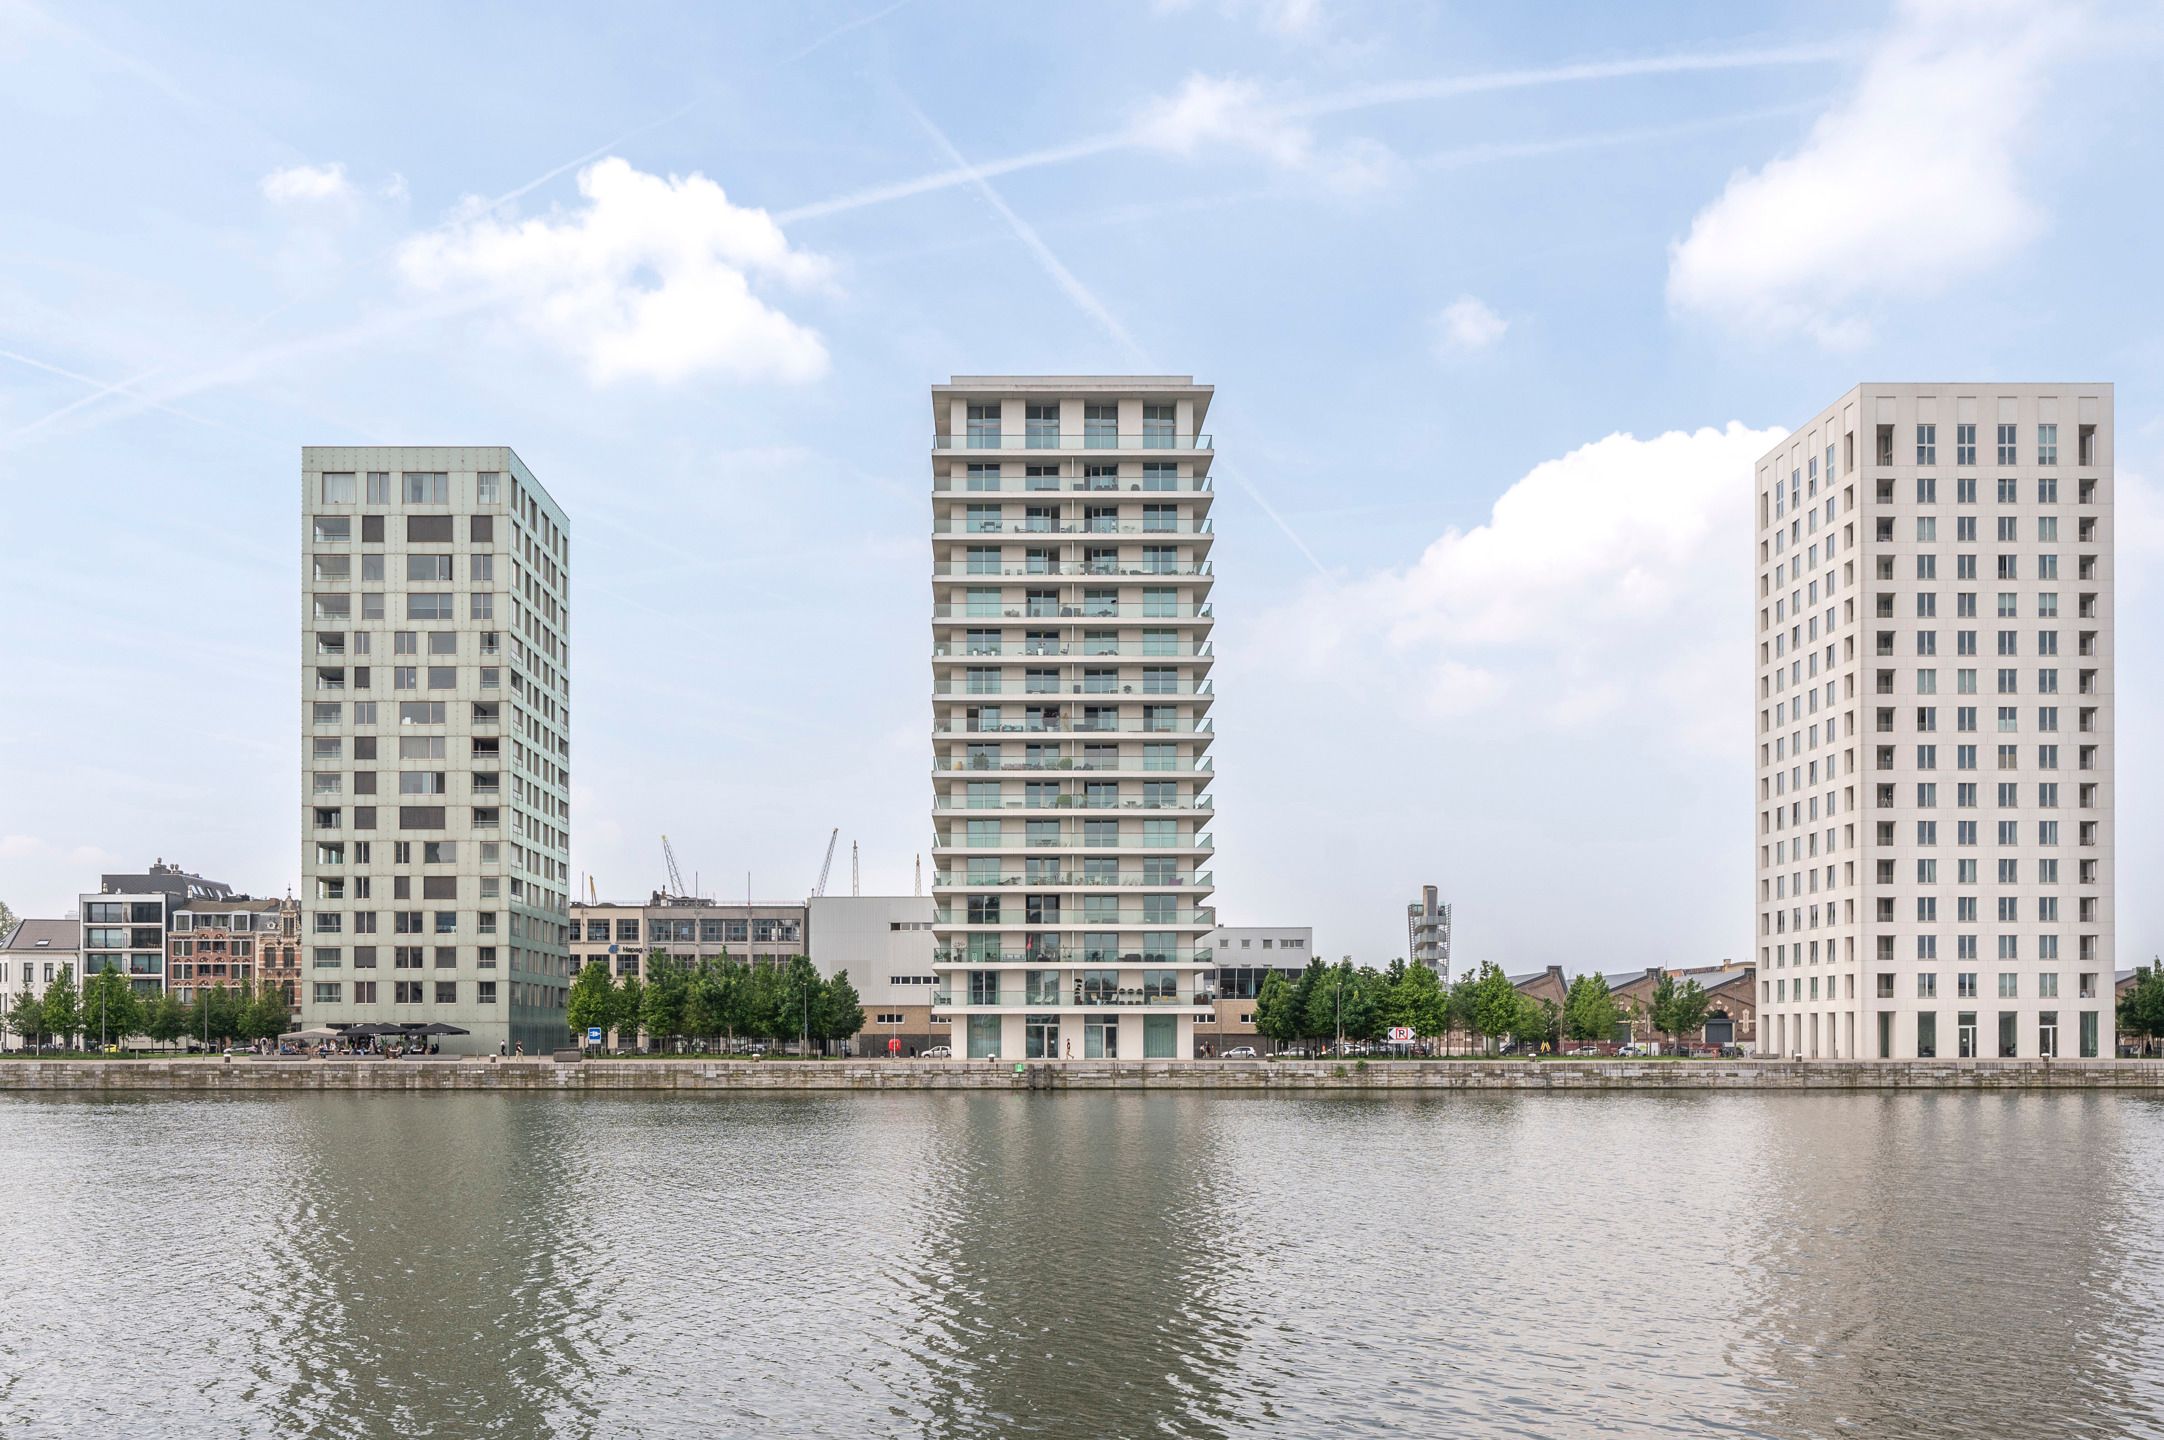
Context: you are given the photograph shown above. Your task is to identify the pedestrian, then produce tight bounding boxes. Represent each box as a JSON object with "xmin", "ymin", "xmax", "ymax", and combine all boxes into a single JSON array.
[
  {"xmin": 514, "ymin": 1041, "xmax": 524, "ymax": 1056},
  {"xmin": 499, "ymin": 1041, "xmax": 507, "ymax": 1057},
  {"xmin": 1064, "ymin": 1038, "xmax": 1072, "ymax": 1060}
]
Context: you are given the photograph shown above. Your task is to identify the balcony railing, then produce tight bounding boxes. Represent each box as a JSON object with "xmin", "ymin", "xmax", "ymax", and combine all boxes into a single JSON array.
[
  {"xmin": 931, "ymin": 988, "xmax": 1215, "ymax": 1007},
  {"xmin": 936, "ymin": 431, "xmax": 1212, "ymax": 451},
  {"xmin": 933, "ymin": 603, "xmax": 1213, "ymax": 621},
  {"xmin": 932, "ymin": 832, "xmax": 1215, "ymax": 851},
  {"xmin": 934, "ymin": 642, "xmax": 1212, "ymax": 659},
  {"xmin": 935, "ymin": 909, "xmax": 1216, "ymax": 927},
  {"xmin": 934, "ymin": 756, "xmax": 1213, "ymax": 774},
  {"xmin": 934, "ymin": 475, "xmax": 1213, "ymax": 494},
  {"xmin": 934, "ymin": 870, "xmax": 1213, "ymax": 889},
  {"xmin": 934, "ymin": 562, "xmax": 1212, "ymax": 579},
  {"xmin": 934, "ymin": 520, "xmax": 1213, "ymax": 537},
  {"xmin": 934, "ymin": 681, "xmax": 1213, "ymax": 698},
  {"xmin": 934, "ymin": 717, "xmax": 1214, "ymax": 736},
  {"xmin": 933, "ymin": 795, "xmax": 1213, "ymax": 812}
]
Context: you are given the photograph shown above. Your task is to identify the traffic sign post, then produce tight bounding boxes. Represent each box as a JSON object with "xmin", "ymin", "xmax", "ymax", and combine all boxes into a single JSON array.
[
  {"xmin": 586, "ymin": 1026, "xmax": 603, "ymax": 1049},
  {"xmin": 1387, "ymin": 1026, "xmax": 1415, "ymax": 1044}
]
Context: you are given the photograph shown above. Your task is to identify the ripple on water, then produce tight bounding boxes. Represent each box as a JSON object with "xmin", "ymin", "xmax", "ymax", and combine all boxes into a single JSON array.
[{"xmin": 1, "ymin": 1090, "xmax": 2162, "ymax": 1439}]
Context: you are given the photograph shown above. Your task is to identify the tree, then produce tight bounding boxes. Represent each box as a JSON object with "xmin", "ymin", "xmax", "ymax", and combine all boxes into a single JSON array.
[
  {"xmin": 1563, "ymin": 973, "xmax": 1621, "ymax": 1044},
  {"xmin": 1287, "ymin": 959, "xmax": 1326, "ymax": 1051},
  {"xmin": 1461, "ymin": 961, "xmax": 1521, "ymax": 1054},
  {"xmin": 2118, "ymin": 963, "xmax": 2164, "ymax": 1056},
  {"xmin": 1252, "ymin": 971, "xmax": 1298, "ymax": 1055},
  {"xmin": 1651, "ymin": 974, "xmax": 1713, "ymax": 1053},
  {"xmin": 81, "ymin": 966, "xmax": 141, "ymax": 1050},
  {"xmin": 243, "ymin": 979, "xmax": 291, "ymax": 1043},
  {"xmin": 610, "ymin": 973, "xmax": 645, "ymax": 1052},
  {"xmin": 9, "ymin": 988, "xmax": 47, "ymax": 1053},
  {"xmin": 779, "ymin": 956, "xmax": 822, "ymax": 1054},
  {"xmin": 144, "ymin": 992, "xmax": 187, "ymax": 1051},
  {"xmin": 566, "ymin": 959, "xmax": 616, "ymax": 1045},
  {"xmin": 1388, "ymin": 963, "xmax": 1449, "ymax": 1049},
  {"xmin": 199, "ymin": 983, "xmax": 247, "ymax": 1047},
  {"xmin": 41, "ymin": 964, "xmax": 80, "ymax": 1050},
  {"xmin": 0, "ymin": 899, "xmax": 16, "ymax": 936},
  {"xmin": 640, "ymin": 954, "xmax": 686, "ymax": 1052},
  {"xmin": 820, "ymin": 969, "xmax": 865, "ymax": 1051}
]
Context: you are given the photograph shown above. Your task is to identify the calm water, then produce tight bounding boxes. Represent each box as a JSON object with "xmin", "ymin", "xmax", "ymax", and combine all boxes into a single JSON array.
[{"xmin": 2, "ymin": 1091, "xmax": 2162, "ymax": 1438}]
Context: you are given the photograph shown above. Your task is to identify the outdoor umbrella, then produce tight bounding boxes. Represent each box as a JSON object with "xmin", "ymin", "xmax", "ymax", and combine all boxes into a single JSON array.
[
  {"xmin": 279, "ymin": 1027, "xmax": 342, "ymax": 1042},
  {"xmin": 409, "ymin": 1023, "xmax": 470, "ymax": 1036}
]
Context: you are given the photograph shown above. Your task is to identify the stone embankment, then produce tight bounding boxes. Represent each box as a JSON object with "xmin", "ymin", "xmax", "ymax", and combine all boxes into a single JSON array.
[{"xmin": 3, "ymin": 1057, "xmax": 2162, "ymax": 1092}]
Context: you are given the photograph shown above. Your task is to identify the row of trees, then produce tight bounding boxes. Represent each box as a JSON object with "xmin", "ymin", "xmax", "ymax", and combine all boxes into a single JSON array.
[
  {"xmin": 4, "ymin": 964, "xmax": 291, "ymax": 1052},
  {"xmin": 567, "ymin": 952, "xmax": 866, "ymax": 1054},
  {"xmin": 1248, "ymin": 958, "xmax": 1714, "ymax": 1055},
  {"xmin": 2119, "ymin": 963, "xmax": 2164, "ymax": 1054}
]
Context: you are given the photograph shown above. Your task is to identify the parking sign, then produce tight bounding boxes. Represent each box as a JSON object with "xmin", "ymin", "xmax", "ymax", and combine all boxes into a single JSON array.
[{"xmin": 587, "ymin": 1026, "xmax": 603, "ymax": 1044}]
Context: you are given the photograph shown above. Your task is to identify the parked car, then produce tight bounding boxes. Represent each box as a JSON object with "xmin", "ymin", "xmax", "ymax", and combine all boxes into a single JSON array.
[
  {"xmin": 1615, "ymin": 1043, "xmax": 1648, "ymax": 1058},
  {"xmin": 1568, "ymin": 1045, "xmax": 1601, "ymax": 1057},
  {"xmin": 1223, "ymin": 1046, "xmax": 1258, "ymax": 1059},
  {"xmin": 1718, "ymin": 1044, "xmax": 1747, "ymax": 1058},
  {"xmin": 921, "ymin": 1045, "xmax": 952, "ymax": 1059}
]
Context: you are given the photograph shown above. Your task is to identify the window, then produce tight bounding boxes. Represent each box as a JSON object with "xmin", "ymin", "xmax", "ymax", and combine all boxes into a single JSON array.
[
  {"xmin": 313, "ymin": 982, "xmax": 342, "ymax": 1004},
  {"xmin": 402, "ymin": 472, "xmax": 448, "ymax": 504},
  {"xmin": 321, "ymin": 473, "xmax": 355, "ymax": 503},
  {"xmin": 1956, "ymin": 423, "xmax": 1976, "ymax": 466},
  {"xmin": 2037, "ymin": 422, "xmax": 2057, "ymax": 466},
  {"xmin": 471, "ymin": 593, "xmax": 493, "ymax": 620},
  {"xmin": 1915, "ymin": 424, "xmax": 1936, "ymax": 466},
  {"xmin": 407, "ymin": 594, "xmax": 454, "ymax": 621},
  {"xmin": 367, "ymin": 471, "xmax": 392, "ymax": 504},
  {"xmin": 1997, "ymin": 423, "xmax": 2017, "ymax": 466},
  {"xmin": 407, "ymin": 554, "xmax": 453, "ymax": 582}
]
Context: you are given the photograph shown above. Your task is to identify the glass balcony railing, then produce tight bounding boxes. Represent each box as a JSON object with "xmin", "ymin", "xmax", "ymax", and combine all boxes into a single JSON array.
[
  {"xmin": 933, "ymin": 520, "xmax": 1213, "ymax": 537},
  {"xmin": 933, "ymin": 870, "xmax": 1213, "ymax": 890},
  {"xmin": 934, "ymin": 755, "xmax": 1212, "ymax": 774},
  {"xmin": 934, "ymin": 475, "xmax": 1213, "ymax": 494},
  {"xmin": 933, "ymin": 716, "xmax": 1214, "ymax": 736},
  {"xmin": 934, "ymin": 909, "xmax": 1216, "ymax": 927},
  {"xmin": 933, "ymin": 603, "xmax": 1213, "ymax": 621},
  {"xmin": 934, "ymin": 562, "xmax": 1212, "ymax": 579},
  {"xmin": 934, "ymin": 681, "xmax": 1213, "ymax": 698},
  {"xmin": 936, "ymin": 431, "xmax": 1212, "ymax": 451},
  {"xmin": 933, "ymin": 794, "xmax": 1213, "ymax": 812},
  {"xmin": 931, "ymin": 988, "xmax": 1215, "ymax": 1008},
  {"xmin": 934, "ymin": 642, "xmax": 1212, "ymax": 659},
  {"xmin": 931, "ymin": 832, "xmax": 1214, "ymax": 851}
]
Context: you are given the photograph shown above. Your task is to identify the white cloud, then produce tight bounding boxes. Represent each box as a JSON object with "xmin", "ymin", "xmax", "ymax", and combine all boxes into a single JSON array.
[
  {"xmin": 1667, "ymin": 0, "xmax": 2083, "ymax": 345},
  {"xmin": 1154, "ymin": 0, "xmax": 1325, "ymax": 39},
  {"xmin": 260, "ymin": 162, "xmax": 354, "ymax": 204},
  {"xmin": 1272, "ymin": 422, "xmax": 1784, "ymax": 742},
  {"xmin": 1130, "ymin": 73, "xmax": 1400, "ymax": 192},
  {"xmin": 397, "ymin": 157, "xmax": 830, "ymax": 385},
  {"xmin": 1435, "ymin": 295, "xmax": 1508, "ymax": 354}
]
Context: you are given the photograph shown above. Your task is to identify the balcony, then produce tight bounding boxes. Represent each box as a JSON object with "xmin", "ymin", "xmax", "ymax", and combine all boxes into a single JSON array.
[
  {"xmin": 934, "ymin": 716, "xmax": 1214, "ymax": 736},
  {"xmin": 934, "ymin": 680, "xmax": 1213, "ymax": 698},
  {"xmin": 934, "ymin": 520, "xmax": 1214, "ymax": 537},
  {"xmin": 933, "ymin": 794, "xmax": 1213, "ymax": 812},
  {"xmin": 934, "ymin": 755, "xmax": 1213, "ymax": 774},
  {"xmin": 934, "ymin": 562, "xmax": 1212, "ymax": 579},
  {"xmin": 935, "ymin": 910, "xmax": 1216, "ymax": 928},
  {"xmin": 934, "ymin": 475, "xmax": 1213, "ymax": 494},
  {"xmin": 932, "ymin": 831, "xmax": 1214, "ymax": 851},
  {"xmin": 934, "ymin": 642, "xmax": 1213, "ymax": 659},
  {"xmin": 931, "ymin": 988, "xmax": 1215, "ymax": 1008},
  {"xmin": 935, "ymin": 431, "xmax": 1212, "ymax": 452},
  {"xmin": 933, "ymin": 603, "xmax": 1213, "ymax": 621},
  {"xmin": 933, "ymin": 870, "xmax": 1213, "ymax": 889}
]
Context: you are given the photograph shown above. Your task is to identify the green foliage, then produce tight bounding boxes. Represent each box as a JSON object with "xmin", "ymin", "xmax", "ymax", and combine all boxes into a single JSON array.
[
  {"xmin": 9, "ymin": 987, "xmax": 48, "ymax": 1048},
  {"xmin": 242, "ymin": 980, "xmax": 290, "ymax": 1042},
  {"xmin": 610, "ymin": 973, "xmax": 645, "ymax": 1050},
  {"xmin": 1651, "ymin": 974, "xmax": 1713, "ymax": 1049},
  {"xmin": 2119, "ymin": 963, "xmax": 2164, "ymax": 1050},
  {"xmin": 1461, "ymin": 960, "xmax": 1521, "ymax": 1051},
  {"xmin": 81, "ymin": 965, "xmax": 141, "ymax": 1046},
  {"xmin": 41, "ymin": 965, "xmax": 80, "ymax": 1048},
  {"xmin": 1386, "ymin": 962, "xmax": 1450, "ymax": 1041},
  {"xmin": 566, "ymin": 958, "xmax": 616, "ymax": 1040},
  {"xmin": 820, "ymin": 969, "xmax": 865, "ymax": 1044},
  {"xmin": 144, "ymin": 992, "xmax": 187, "ymax": 1050},
  {"xmin": 640, "ymin": 953, "xmax": 687, "ymax": 1049},
  {"xmin": 0, "ymin": 899, "xmax": 15, "ymax": 935},
  {"xmin": 1563, "ymin": 972, "xmax": 1620, "ymax": 1042},
  {"xmin": 780, "ymin": 956, "xmax": 822, "ymax": 1051},
  {"xmin": 193, "ymin": 984, "xmax": 246, "ymax": 1047},
  {"xmin": 1251, "ymin": 971, "xmax": 1298, "ymax": 1053}
]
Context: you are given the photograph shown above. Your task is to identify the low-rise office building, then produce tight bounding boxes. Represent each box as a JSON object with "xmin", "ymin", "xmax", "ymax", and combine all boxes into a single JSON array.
[
  {"xmin": 1198, "ymin": 925, "xmax": 1314, "ymax": 1051},
  {"xmin": 570, "ymin": 896, "xmax": 808, "ymax": 979},
  {"xmin": 80, "ymin": 860, "xmax": 238, "ymax": 998},
  {"xmin": 806, "ymin": 895, "xmax": 939, "ymax": 1055}
]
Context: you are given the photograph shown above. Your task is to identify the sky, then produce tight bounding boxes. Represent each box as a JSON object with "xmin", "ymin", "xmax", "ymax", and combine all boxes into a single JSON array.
[{"xmin": 3, "ymin": 0, "xmax": 2162, "ymax": 975}]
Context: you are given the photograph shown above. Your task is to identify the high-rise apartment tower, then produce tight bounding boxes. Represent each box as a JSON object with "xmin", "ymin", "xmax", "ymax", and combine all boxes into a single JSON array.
[
  {"xmin": 1754, "ymin": 386, "xmax": 2112, "ymax": 1061},
  {"xmin": 929, "ymin": 377, "xmax": 1218, "ymax": 1060},
  {"xmin": 300, "ymin": 449, "xmax": 573, "ymax": 1055}
]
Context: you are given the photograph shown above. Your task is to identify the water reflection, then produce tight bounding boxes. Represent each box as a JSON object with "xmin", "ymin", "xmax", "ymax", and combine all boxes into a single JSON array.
[{"xmin": 1, "ymin": 1091, "xmax": 2161, "ymax": 1438}]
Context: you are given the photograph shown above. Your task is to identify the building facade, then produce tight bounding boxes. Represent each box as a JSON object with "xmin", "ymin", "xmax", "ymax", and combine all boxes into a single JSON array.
[
  {"xmin": 299, "ymin": 448, "xmax": 573, "ymax": 1056},
  {"xmin": 1199, "ymin": 925, "xmax": 1313, "ymax": 1051},
  {"xmin": 168, "ymin": 896, "xmax": 300, "ymax": 1007},
  {"xmin": 1755, "ymin": 385, "xmax": 2113, "ymax": 1060},
  {"xmin": 80, "ymin": 860, "xmax": 237, "ymax": 997},
  {"xmin": 570, "ymin": 897, "xmax": 807, "ymax": 979},
  {"xmin": 805, "ymin": 895, "xmax": 939, "ymax": 1055},
  {"xmin": 929, "ymin": 376, "xmax": 1219, "ymax": 1061},
  {"xmin": 1, "ymin": 920, "xmax": 77, "ymax": 1048},
  {"xmin": 1407, "ymin": 884, "xmax": 1451, "ymax": 980}
]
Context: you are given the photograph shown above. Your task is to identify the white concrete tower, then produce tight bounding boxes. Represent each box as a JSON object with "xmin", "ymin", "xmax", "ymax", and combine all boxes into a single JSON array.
[
  {"xmin": 929, "ymin": 377, "xmax": 1218, "ymax": 1060},
  {"xmin": 1753, "ymin": 386, "xmax": 2113, "ymax": 1061}
]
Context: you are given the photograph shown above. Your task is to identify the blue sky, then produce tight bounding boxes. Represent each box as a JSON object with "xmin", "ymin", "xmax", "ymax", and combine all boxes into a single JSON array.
[{"xmin": 3, "ymin": 0, "xmax": 2161, "ymax": 973}]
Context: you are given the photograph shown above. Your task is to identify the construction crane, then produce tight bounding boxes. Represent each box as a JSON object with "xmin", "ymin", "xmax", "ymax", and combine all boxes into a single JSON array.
[
  {"xmin": 661, "ymin": 835, "xmax": 687, "ymax": 899},
  {"xmin": 813, "ymin": 827, "xmax": 839, "ymax": 897},
  {"xmin": 586, "ymin": 874, "xmax": 598, "ymax": 905}
]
